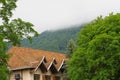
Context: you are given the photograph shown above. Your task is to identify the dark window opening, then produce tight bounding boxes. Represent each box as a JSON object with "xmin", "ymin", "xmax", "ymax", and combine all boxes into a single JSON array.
[
  {"xmin": 15, "ymin": 74, "xmax": 20, "ymax": 80},
  {"xmin": 34, "ymin": 74, "xmax": 40, "ymax": 80},
  {"xmin": 45, "ymin": 75, "xmax": 51, "ymax": 80}
]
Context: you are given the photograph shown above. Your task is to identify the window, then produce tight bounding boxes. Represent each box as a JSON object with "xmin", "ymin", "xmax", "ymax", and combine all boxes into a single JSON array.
[
  {"xmin": 45, "ymin": 75, "xmax": 51, "ymax": 80},
  {"xmin": 15, "ymin": 74, "xmax": 20, "ymax": 80},
  {"xmin": 55, "ymin": 76, "xmax": 60, "ymax": 80},
  {"xmin": 34, "ymin": 74, "xmax": 40, "ymax": 80}
]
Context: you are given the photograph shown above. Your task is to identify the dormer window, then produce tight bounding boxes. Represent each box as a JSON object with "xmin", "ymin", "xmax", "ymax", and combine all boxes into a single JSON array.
[{"xmin": 15, "ymin": 74, "xmax": 20, "ymax": 80}]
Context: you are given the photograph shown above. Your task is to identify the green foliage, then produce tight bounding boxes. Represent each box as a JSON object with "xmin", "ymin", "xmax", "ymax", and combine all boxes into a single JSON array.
[
  {"xmin": 0, "ymin": 35, "xmax": 8, "ymax": 80},
  {"xmin": 1, "ymin": 18, "xmax": 38, "ymax": 45},
  {"xmin": 62, "ymin": 39, "xmax": 76, "ymax": 80},
  {"xmin": 68, "ymin": 13, "xmax": 120, "ymax": 80},
  {"xmin": 0, "ymin": 0, "xmax": 6, "ymax": 5},
  {"xmin": 20, "ymin": 26, "xmax": 82, "ymax": 53},
  {"xmin": 66, "ymin": 39, "xmax": 76, "ymax": 58},
  {"xmin": 0, "ymin": 0, "xmax": 38, "ymax": 79},
  {"xmin": 0, "ymin": 0, "xmax": 17, "ymax": 23}
]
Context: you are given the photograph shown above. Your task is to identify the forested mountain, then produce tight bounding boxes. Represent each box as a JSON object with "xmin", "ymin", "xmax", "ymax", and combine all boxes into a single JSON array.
[{"xmin": 20, "ymin": 25, "xmax": 83, "ymax": 53}]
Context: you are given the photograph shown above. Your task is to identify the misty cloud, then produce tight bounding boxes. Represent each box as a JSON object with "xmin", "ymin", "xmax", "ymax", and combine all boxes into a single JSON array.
[{"xmin": 12, "ymin": 0, "xmax": 120, "ymax": 33}]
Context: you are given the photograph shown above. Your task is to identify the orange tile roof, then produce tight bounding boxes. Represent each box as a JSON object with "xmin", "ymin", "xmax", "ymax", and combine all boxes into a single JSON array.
[{"xmin": 7, "ymin": 46, "xmax": 66, "ymax": 71}]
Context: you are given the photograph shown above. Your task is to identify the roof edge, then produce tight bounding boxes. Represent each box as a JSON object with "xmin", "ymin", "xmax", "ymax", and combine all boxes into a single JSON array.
[
  {"xmin": 47, "ymin": 58, "xmax": 56, "ymax": 70},
  {"xmin": 9, "ymin": 66, "xmax": 35, "ymax": 71},
  {"xmin": 34, "ymin": 56, "xmax": 46, "ymax": 72},
  {"xmin": 58, "ymin": 59, "xmax": 65, "ymax": 71}
]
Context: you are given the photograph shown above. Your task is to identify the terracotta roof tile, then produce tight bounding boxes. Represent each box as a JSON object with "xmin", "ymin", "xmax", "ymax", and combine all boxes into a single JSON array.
[{"xmin": 7, "ymin": 46, "xmax": 66, "ymax": 71}]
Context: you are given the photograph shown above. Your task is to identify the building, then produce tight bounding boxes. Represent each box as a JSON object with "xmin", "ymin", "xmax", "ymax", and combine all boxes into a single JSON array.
[{"xmin": 8, "ymin": 46, "xmax": 67, "ymax": 80}]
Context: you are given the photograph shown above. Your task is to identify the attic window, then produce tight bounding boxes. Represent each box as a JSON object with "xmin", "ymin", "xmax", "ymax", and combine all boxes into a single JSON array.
[{"xmin": 15, "ymin": 74, "xmax": 20, "ymax": 80}]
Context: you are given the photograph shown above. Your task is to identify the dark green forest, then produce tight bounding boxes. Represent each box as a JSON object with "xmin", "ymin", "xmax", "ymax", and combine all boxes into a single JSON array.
[{"xmin": 19, "ymin": 25, "xmax": 83, "ymax": 53}]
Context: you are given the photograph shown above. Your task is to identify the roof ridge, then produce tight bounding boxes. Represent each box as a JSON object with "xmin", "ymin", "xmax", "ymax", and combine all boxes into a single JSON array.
[{"xmin": 12, "ymin": 46, "xmax": 64, "ymax": 55}]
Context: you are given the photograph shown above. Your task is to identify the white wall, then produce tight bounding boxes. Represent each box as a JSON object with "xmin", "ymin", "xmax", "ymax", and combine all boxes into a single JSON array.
[
  {"xmin": 9, "ymin": 69, "xmax": 31, "ymax": 80},
  {"xmin": 10, "ymin": 68, "xmax": 63, "ymax": 80},
  {"xmin": 22, "ymin": 70, "xmax": 31, "ymax": 80}
]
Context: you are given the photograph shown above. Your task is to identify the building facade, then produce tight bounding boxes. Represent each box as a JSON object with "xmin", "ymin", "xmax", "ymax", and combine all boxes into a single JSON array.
[{"xmin": 8, "ymin": 46, "xmax": 67, "ymax": 80}]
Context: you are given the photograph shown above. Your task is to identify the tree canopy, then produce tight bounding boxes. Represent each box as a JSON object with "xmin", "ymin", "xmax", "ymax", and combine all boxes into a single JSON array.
[
  {"xmin": 0, "ymin": 0, "xmax": 38, "ymax": 79},
  {"xmin": 68, "ymin": 13, "xmax": 120, "ymax": 80},
  {"xmin": 66, "ymin": 39, "xmax": 76, "ymax": 58}
]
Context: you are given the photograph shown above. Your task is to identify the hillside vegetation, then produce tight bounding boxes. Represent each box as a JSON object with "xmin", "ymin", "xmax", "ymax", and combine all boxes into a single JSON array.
[{"xmin": 20, "ymin": 25, "xmax": 83, "ymax": 53}]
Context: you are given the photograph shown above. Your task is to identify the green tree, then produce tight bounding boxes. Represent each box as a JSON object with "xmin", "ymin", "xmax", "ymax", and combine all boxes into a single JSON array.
[
  {"xmin": 68, "ymin": 13, "xmax": 120, "ymax": 80},
  {"xmin": 62, "ymin": 39, "xmax": 76, "ymax": 80},
  {"xmin": 66, "ymin": 39, "xmax": 76, "ymax": 58},
  {"xmin": 0, "ymin": 0, "xmax": 38, "ymax": 79}
]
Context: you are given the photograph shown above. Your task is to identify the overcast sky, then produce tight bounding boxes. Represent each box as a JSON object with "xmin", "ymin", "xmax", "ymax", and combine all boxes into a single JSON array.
[{"xmin": 12, "ymin": 0, "xmax": 120, "ymax": 33}]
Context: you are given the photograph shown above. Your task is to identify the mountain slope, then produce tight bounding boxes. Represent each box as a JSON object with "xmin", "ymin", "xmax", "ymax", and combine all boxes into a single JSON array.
[{"xmin": 21, "ymin": 25, "xmax": 83, "ymax": 53}]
